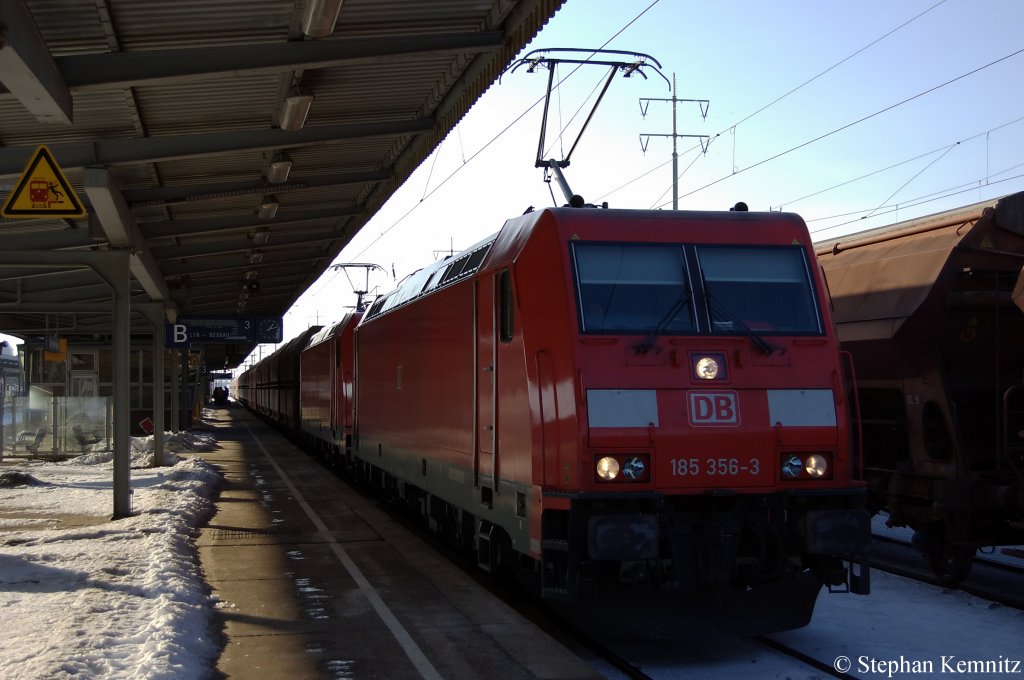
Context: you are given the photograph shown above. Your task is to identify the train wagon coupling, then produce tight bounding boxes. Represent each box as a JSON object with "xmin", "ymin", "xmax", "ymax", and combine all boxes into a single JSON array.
[{"xmin": 504, "ymin": 47, "xmax": 669, "ymax": 208}]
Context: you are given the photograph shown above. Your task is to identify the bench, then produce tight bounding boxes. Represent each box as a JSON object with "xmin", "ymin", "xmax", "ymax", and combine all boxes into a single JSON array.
[
  {"xmin": 14, "ymin": 427, "xmax": 47, "ymax": 455},
  {"xmin": 72, "ymin": 425, "xmax": 102, "ymax": 453}
]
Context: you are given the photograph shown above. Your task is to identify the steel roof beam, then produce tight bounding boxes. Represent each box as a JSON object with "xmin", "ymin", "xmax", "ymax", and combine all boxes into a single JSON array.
[
  {"xmin": 140, "ymin": 206, "xmax": 359, "ymax": 241},
  {"xmin": 84, "ymin": 168, "xmax": 173, "ymax": 310},
  {"xmin": 0, "ymin": 314, "xmax": 119, "ymax": 335},
  {"xmin": 0, "ymin": 32, "xmax": 504, "ymax": 93},
  {"xmin": 0, "ymin": 230, "xmax": 97, "ymax": 251},
  {"xmin": 187, "ymin": 290, "xmax": 295, "ymax": 310},
  {"xmin": 150, "ymin": 229, "xmax": 350, "ymax": 261},
  {"xmin": 173, "ymin": 262, "xmax": 311, "ymax": 282},
  {"xmin": 0, "ymin": 0, "xmax": 72, "ymax": 123},
  {"xmin": 161, "ymin": 250, "xmax": 333, "ymax": 278},
  {"xmin": 0, "ymin": 118, "xmax": 434, "ymax": 175},
  {"xmin": 0, "ymin": 264, "xmax": 95, "ymax": 284},
  {"xmin": 0, "ymin": 282, "xmax": 112, "ymax": 305},
  {"xmin": 122, "ymin": 170, "xmax": 391, "ymax": 206},
  {"xmin": 0, "ymin": 249, "xmax": 128, "ymax": 300}
]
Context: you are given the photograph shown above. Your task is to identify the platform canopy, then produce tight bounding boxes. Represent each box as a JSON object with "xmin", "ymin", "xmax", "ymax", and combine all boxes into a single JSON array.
[{"xmin": 0, "ymin": 0, "xmax": 564, "ymax": 368}]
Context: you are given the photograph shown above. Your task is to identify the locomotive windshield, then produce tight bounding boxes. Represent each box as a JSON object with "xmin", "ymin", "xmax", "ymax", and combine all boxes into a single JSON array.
[
  {"xmin": 696, "ymin": 245, "xmax": 822, "ymax": 334},
  {"xmin": 574, "ymin": 243, "xmax": 695, "ymax": 334},
  {"xmin": 572, "ymin": 242, "xmax": 822, "ymax": 336}
]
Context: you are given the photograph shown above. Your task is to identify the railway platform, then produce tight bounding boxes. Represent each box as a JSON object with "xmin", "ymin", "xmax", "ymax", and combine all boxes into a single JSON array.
[{"xmin": 197, "ymin": 403, "xmax": 604, "ymax": 680}]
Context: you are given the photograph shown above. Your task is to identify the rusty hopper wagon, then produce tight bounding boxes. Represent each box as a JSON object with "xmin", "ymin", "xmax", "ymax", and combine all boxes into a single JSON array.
[{"xmin": 816, "ymin": 191, "xmax": 1024, "ymax": 582}]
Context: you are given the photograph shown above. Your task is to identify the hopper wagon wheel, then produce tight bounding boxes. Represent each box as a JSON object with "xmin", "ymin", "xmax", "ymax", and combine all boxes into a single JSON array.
[{"xmin": 919, "ymin": 524, "xmax": 974, "ymax": 585}]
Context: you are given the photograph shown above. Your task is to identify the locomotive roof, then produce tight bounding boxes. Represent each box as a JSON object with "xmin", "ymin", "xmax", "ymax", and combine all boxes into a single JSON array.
[
  {"xmin": 362, "ymin": 231, "xmax": 498, "ymax": 321},
  {"xmin": 360, "ymin": 205, "xmax": 816, "ymax": 323},
  {"xmin": 306, "ymin": 312, "xmax": 360, "ymax": 348}
]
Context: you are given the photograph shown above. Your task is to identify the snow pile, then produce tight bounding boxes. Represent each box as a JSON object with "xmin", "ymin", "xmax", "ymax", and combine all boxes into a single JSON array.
[
  {"xmin": 0, "ymin": 443, "xmax": 223, "ymax": 679},
  {"xmin": 69, "ymin": 430, "xmax": 220, "ymax": 468},
  {"xmin": 0, "ymin": 470, "xmax": 47, "ymax": 488}
]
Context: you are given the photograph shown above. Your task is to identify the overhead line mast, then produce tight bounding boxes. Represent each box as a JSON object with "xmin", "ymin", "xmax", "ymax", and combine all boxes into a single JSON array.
[{"xmin": 639, "ymin": 74, "xmax": 709, "ymax": 210}]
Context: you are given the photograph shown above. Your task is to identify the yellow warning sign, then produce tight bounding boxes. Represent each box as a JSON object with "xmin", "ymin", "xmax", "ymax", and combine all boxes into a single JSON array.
[{"xmin": 1, "ymin": 145, "xmax": 86, "ymax": 218}]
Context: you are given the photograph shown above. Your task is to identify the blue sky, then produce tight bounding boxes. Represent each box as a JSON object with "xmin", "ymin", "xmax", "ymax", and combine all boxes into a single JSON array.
[{"xmin": 278, "ymin": 0, "xmax": 1024, "ymax": 346}]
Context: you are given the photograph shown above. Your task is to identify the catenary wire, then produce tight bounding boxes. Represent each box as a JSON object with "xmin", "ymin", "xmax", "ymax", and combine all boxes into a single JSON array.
[
  {"xmin": 861, "ymin": 143, "xmax": 960, "ymax": 220},
  {"xmin": 808, "ymin": 169, "xmax": 1024, "ymax": 235},
  {"xmin": 775, "ymin": 115, "xmax": 1024, "ymax": 209},
  {"xmin": 596, "ymin": 1, "xmax": 947, "ymax": 205},
  {"xmin": 664, "ymin": 47, "xmax": 1024, "ymax": 207}
]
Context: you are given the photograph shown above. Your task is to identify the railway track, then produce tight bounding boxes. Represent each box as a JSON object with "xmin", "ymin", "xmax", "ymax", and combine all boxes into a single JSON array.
[
  {"xmin": 296, "ymin": 446, "xmax": 1022, "ymax": 680},
  {"xmin": 869, "ymin": 533, "xmax": 1024, "ymax": 610},
  {"xmin": 572, "ymin": 555, "xmax": 1024, "ymax": 680},
  {"xmin": 578, "ymin": 632, "xmax": 865, "ymax": 680}
]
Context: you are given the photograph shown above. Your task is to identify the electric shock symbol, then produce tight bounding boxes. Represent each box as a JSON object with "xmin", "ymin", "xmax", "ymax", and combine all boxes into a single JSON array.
[{"xmin": 1, "ymin": 145, "xmax": 86, "ymax": 219}]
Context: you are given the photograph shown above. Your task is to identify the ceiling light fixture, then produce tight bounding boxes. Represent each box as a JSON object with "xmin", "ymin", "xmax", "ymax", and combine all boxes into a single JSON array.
[
  {"xmin": 266, "ymin": 152, "xmax": 292, "ymax": 184},
  {"xmin": 257, "ymin": 197, "xmax": 279, "ymax": 220},
  {"xmin": 301, "ymin": 0, "xmax": 344, "ymax": 38},
  {"xmin": 280, "ymin": 86, "xmax": 313, "ymax": 131},
  {"xmin": 252, "ymin": 227, "xmax": 271, "ymax": 245}
]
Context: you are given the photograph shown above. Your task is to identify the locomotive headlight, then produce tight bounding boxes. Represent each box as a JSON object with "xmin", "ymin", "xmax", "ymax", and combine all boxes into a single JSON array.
[
  {"xmin": 691, "ymin": 352, "xmax": 728, "ymax": 381},
  {"xmin": 621, "ymin": 456, "xmax": 646, "ymax": 480},
  {"xmin": 594, "ymin": 454, "xmax": 651, "ymax": 482},
  {"xmin": 596, "ymin": 456, "xmax": 620, "ymax": 481},
  {"xmin": 694, "ymin": 356, "xmax": 720, "ymax": 380},
  {"xmin": 805, "ymin": 454, "xmax": 828, "ymax": 478},
  {"xmin": 781, "ymin": 455, "xmax": 803, "ymax": 478},
  {"xmin": 781, "ymin": 452, "xmax": 831, "ymax": 480}
]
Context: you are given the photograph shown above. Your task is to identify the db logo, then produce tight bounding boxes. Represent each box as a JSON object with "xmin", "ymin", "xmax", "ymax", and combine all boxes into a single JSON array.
[{"xmin": 688, "ymin": 391, "xmax": 740, "ymax": 426}]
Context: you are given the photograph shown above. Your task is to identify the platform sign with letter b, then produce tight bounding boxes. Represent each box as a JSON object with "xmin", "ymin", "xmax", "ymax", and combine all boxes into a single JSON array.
[{"xmin": 165, "ymin": 315, "xmax": 283, "ymax": 347}]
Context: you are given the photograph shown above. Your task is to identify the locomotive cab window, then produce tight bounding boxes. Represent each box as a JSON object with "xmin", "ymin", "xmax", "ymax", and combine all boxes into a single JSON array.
[
  {"xmin": 499, "ymin": 269, "xmax": 514, "ymax": 342},
  {"xmin": 696, "ymin": 245, "xmax": 822, "ymax": 334},
  {"xmin": 573, "ymin": 242, "xmax": 695, "ymax": 334}
]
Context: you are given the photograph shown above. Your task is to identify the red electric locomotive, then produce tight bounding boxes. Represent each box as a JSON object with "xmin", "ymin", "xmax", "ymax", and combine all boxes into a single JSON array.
[
  {"xmin": 298, "ymin": 313, "xmax": 361, "ymax": 464},
  {"xmin": 236, "ymin": 49, "xmax": 871, "ymax": 637},
  {"xmin": 352, "ymin": 205, "xmax": 870, "ymax": 637}
]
